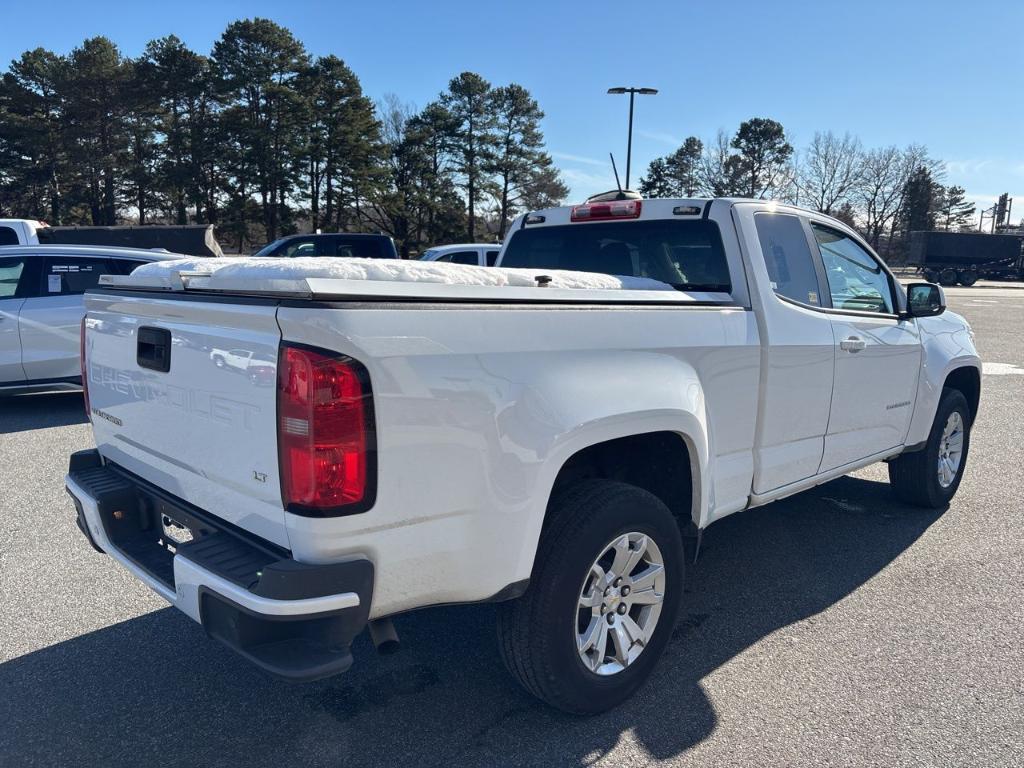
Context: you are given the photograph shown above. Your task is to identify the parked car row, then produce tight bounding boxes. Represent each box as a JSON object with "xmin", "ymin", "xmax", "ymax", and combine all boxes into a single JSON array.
[{"xmin": 0, "ymin": 226, "xmax": 505, "ymax": 392}]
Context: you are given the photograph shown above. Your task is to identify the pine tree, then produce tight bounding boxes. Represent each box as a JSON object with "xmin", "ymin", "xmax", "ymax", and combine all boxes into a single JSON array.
[
  {"xmin": 212, "ymin": 18, "xmax": 309, "ymax": 242},
  {"xmin": 487, "ymin": 84, "xmax": 567, "ymax": 237},
  {"xmin": 638, "ymin": 158, "xmax": 674, "ymax": 198},
  {"xmin": 730, "ymin": 118, "xmax": 793, "ymax": 199},
  {"xmin": 440, "ymin": 72, "xmax": 496, "ymax": 241},
  {"xmin": 937, "ymin": 185, "xmax": 975, "ymax": 231},
  {"xmin": 0, "ymin": 49, "xmax": 66, "ymax": 221},
  {"xmin": 62, "ymin": 37, "xmax": 132, "ymax": 224},
  {"xmin": 666, "ymin": 137, "xmax": 703, "ymax": 197},
  {"xmin": 900, "ymin": 166, "xmax": 940, "ymax": 236}
]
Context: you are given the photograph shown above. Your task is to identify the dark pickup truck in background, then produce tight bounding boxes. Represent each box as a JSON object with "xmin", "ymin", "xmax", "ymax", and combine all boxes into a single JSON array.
[{"xmin": 252, "ymin": 232, "xmax": 400, "ymax": 259}]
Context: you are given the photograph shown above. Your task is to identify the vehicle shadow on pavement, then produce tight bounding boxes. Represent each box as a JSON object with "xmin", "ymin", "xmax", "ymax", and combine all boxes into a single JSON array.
[
  {"xmin": 0, "ymin": 475, "xmax": 943, "ymax": 768},
  {"xmin": 0, "ymin": 391, "xmax": 87, "ymax": 433}
]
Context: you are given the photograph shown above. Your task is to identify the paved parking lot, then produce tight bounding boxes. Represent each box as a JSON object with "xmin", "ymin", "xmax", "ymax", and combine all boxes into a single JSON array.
[{"xmin": 1, "ymin": 287, "xmax": 1022, "ymax": 767}]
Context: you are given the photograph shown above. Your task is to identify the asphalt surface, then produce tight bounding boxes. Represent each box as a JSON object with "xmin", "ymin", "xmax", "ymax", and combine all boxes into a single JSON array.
[{"xmin": 1, "ymin": 287, "xmax": 1022, "ymax": 767}]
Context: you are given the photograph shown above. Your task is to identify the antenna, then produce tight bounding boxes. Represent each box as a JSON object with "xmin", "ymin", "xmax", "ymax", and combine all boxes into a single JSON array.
[{"xmin": 609, "ymin": 153, "xmax": 623, "ymax": 193}]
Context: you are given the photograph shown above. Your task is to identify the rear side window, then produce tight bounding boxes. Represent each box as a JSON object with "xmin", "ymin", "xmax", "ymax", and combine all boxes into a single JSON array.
[
  {"xmin": 754, "ymin": 213, "xmax": 822, "ymax": 307},
  {"xmin": 330, "ymin": 237, "xmax": 389, "ymax": 259},
  {"xmin": 0, "ymin": 226, "xmax": 19, "ymax": 246},
  {"xmin": 42, "ymin": 257, "xmax": 109, "ymax": 295},
  {"xmin": 485, "ymin": 250, "xmax": 499, "ymax": 266},
  {"xmin": 0, "ymin": 257, "xmax": 25, "ymax": 298},
  {"xmin": 500, "ymin": 220, "xmax": 731, "ymax": 291},
  {"xmin": 442, "ymin": 251, "xmax": 479, "ymax": 265}
]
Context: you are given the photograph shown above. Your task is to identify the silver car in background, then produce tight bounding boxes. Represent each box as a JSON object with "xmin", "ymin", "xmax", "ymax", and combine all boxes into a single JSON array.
[{"xmin": 0, "ymin": 245, "xmax": 187, "ymax": 392}]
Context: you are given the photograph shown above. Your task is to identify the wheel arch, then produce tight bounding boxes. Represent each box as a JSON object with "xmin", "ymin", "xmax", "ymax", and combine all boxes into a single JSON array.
[
  {"xmin": 510, "ymin": 411, "xmax": 709, "ymax": 583},
  {"xmin": 943, "ymin": 365, "xmax": 980, "ymax": 425}
]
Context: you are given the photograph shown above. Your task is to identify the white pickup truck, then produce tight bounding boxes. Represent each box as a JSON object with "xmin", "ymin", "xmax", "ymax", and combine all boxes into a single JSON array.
[{"xmin": 65, "ymin": 197, "xmax": 980, "ymax": 714}]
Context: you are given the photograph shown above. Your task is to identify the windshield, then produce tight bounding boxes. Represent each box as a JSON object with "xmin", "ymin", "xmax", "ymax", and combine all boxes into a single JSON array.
[
  {"xmin": 252, "ymin": 238, "xmax": 289, "ymax": 257},
  {"xmin": 419, "ymin": 249, "xmax": 439, "ymax": 260},
  {"xmin": 500, "ymin": 220, "xmax": 731, "ymax": 292}
]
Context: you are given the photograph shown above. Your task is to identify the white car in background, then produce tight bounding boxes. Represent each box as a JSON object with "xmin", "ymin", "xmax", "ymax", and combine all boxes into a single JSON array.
[
  {"xmin": 418, "ymin": 243, "xmax": 501, "ymax": 266},
  {"xmin": 0, "ymin": 245, "xmax": 186, "ymax": 391}
]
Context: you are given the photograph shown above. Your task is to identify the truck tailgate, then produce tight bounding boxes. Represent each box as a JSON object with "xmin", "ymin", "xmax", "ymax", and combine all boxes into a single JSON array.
[{"xmin": 84, "ymin": 292, "xmax": 288, "ymax": 548}]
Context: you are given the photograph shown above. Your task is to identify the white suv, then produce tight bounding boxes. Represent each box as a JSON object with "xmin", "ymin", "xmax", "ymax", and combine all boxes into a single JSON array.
[{"xmin": 0, "ymin": 245, "xmax": 185, "ymax": 390}]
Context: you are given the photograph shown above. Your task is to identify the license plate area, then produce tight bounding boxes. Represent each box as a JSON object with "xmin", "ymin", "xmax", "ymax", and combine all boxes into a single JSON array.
[
  {"xmin": 146, "ymin": 494, "xmax": 213, "ymax": 556},
  {"xmin": 97, "ymin": 487, "xmax": 216, "ymax": 587},
  {"xmin": 161, "ymin": 514, "xmax": 194, "ymax": 549}
]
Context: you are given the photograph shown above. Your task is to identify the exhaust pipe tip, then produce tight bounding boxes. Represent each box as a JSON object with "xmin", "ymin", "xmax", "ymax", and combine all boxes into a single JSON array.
[{"xmin": 368, "ymin": 618, "xmax": 400, "ymax": 655}]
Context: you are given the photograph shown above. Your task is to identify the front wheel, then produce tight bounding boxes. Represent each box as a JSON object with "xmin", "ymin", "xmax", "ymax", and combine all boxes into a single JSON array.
[
  {"xmin": 888, "ymin": 388, "xmax": 971, "ymax": 507},
  {"xmin": 497, "ymin": 480, "xmax": 684, "ymax": 714}
]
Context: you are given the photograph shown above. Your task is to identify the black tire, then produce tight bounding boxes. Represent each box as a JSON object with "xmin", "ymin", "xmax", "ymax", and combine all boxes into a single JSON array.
[
  {"xmin": 957, "ymin": 269, "xmax": 979, "ymax": 287},
  {"xmin": 497, "ymin": 480, "xmax": 684, "ymax": 714},
  {"xmin": 922, "ymin": 269, "xmax": 938, "ymax": 283},
  {"xmin": 938, "ymin": 268, "xmax": 958, "ymax": 287},
  {"xmin": 888, "ymin": 388, "xmax": 971, "ymax": 508},
  {"xmin": 213, "ymin": 356, "xmax": 225, "ymax": 368}
]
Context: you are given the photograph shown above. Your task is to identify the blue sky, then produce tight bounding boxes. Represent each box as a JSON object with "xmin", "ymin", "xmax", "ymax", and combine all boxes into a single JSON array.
[{"xmin": 3, "ymin": 0, "xmax": 1022, "ymax": 218}]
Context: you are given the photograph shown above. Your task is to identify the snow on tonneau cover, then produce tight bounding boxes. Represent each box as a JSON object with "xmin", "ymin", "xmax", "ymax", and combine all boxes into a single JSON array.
[
  {"xmin": 85, "ymin": 257, "xmax": 688, "ymax": 549},
  {"xmin": 119, "ymin": 256, "xmax": 679, "ymax": 296}
]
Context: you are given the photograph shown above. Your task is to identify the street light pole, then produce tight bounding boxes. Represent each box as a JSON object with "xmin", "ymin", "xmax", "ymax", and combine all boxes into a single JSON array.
[{"xmin": 607, "ymin": 86, "xmax": 658, "ymax": 190}]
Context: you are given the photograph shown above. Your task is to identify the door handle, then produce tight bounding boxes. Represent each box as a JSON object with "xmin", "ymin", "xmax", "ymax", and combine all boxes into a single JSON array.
[{"xmin": 839, "ymin": 336, "xmax": 866, "ymax": 353}]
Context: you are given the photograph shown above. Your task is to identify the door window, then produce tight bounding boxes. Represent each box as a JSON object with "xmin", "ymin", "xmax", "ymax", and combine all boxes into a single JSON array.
[
  {"xmin": 42, "ymin": 257, "xmax": 109, "ymax": 295},
  {"xmin": 446, "ymin": 251, "xmax": 480, "ymax": 265},
  {"xmin": 0, "ymin": 226, "xmax": 19, "ymax": 246},
  {"xmin": 282, "ymin": 239, "xmax": 317, "ymax": 258},
  {"xmin": 0, "ymin": 257, "xmax": 25, "ymax": 298},
  {"xmin": 754, "ymin": 213, "xmax": 823, "ymax": 307},
  {"xmin": 811, "ymin": 224, "xmax": 894, "ymax": 314},
  {"xmin": 485, "ymin": 250, "xmax": 499, "ymax": 266}
]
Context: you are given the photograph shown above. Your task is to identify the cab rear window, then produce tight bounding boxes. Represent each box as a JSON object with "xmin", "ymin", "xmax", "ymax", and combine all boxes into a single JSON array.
[{"xmin": 500, "ymin": 220, "xmax": 730, "ymax": 291}]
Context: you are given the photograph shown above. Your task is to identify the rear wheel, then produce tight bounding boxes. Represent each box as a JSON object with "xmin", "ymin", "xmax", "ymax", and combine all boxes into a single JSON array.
[
  {"xmin": 888, "ymin": 388, "xmax": 971, "ymax": 507},
  {"xmin": 938, "ymin": 268, "xmax": 958, "ymax": 286},
  {"xmin": 497, "ymin": 480, "xmax": 684, "ymax": 714},
  {"xmin": 957, "ymin": 269, "xmax": 979, "ymax": 287}
]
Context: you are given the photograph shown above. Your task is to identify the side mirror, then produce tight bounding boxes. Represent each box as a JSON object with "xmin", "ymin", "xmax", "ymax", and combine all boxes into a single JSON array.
[{"xmin": 903, "ymin": 282, "xmax": 946, "ymax": 319}]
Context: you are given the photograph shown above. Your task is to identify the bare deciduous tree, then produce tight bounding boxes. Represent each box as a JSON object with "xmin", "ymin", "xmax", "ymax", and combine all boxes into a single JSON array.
[
  {"xmin": 799, "ymin": 131, "xmax": 862, "ymax": 215},
  {"xmin": 698, "ymin": 129, "xmax": 741, "ymax": 197}
]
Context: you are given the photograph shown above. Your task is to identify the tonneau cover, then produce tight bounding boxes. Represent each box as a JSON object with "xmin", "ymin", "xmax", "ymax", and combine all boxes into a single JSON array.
[{"xmin": 99, "ymin": 257, "xmax": 730, "ymax": 304}]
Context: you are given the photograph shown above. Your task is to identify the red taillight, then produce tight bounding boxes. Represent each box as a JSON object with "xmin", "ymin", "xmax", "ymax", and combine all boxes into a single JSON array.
[
  {"xmin": 277, "ymin": 344, "xmax": 375, "ymax": 516},
  {"xmin": 570, "ymin": 199, "xmax": 642, "ymax": 222},
  {"xmin": 80, "ymin": 317, "xmax": 91, "ymax": 420}
]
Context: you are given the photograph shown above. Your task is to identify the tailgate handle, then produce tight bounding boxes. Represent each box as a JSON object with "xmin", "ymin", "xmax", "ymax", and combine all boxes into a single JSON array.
[{"xmin": 137, "ymin": 327, "xmax": 172, "ymax": 372}]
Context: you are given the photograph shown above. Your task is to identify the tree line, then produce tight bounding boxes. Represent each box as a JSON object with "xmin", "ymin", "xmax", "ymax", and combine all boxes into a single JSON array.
[
  {"xmin": 638, "ymin": 119, "xmax": 976, "ymax": 259},
  {"xmin": 0, "ymin": 18, "xmax": 567, "ymax": 254}
]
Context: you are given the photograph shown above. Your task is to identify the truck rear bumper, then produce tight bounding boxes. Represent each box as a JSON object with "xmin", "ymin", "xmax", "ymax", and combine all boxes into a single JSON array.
[{"xmin": 65, "ymin": 449, "xmax": 373, "ymax": 682}]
